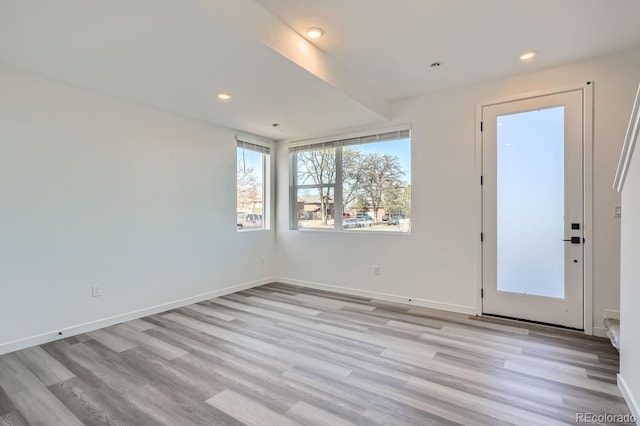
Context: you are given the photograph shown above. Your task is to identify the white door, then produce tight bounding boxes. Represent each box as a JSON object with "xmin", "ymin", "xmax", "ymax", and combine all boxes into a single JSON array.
[{"xmin": 482, "ymin": 90, "xmax": 584, "ymax": 329}]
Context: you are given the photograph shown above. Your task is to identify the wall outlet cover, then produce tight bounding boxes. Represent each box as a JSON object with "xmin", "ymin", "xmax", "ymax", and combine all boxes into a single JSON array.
[{"xmin": 92, "ymin": 285, "xmax": 102, "ymax": 297}]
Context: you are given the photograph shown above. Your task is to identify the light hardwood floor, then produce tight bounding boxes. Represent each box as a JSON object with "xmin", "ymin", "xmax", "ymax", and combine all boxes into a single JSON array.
[{"xmin": 0, "ymin": 283, "xmax": 632, "ymax": 425}]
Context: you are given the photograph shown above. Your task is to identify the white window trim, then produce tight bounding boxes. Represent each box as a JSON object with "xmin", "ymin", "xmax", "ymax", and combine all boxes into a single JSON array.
[
  {"xmin": 289, "ymin": 127, "xmax": 411, "ymax": 232},
  {"xmin": 237, "ymin": 136, "xmax": 271, "ymax": 232}
]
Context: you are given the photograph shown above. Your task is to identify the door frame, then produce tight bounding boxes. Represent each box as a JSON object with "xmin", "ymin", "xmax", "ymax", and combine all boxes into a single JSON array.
[{"xmin": 474, "ymin": 82, "xmax": 594, "ymax": 335}]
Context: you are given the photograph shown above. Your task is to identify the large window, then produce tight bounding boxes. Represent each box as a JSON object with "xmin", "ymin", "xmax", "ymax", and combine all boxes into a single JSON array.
[
  {"xmin": 237, "ymin": 139, "xmax": 270, "ymax": 231},
  {"xmin": 290, "ymin": 129, "xmax": 411, "ymax": 232}
]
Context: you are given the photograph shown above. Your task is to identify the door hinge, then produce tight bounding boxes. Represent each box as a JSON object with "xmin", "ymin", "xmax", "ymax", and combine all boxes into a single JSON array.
[
  {"xmin": 480, "ymin": 121, "xmax": 483, "ymax": 132},
  {"xmin": 480, "ymin": 232, "xmax": 484, "ymax": 242},
  {"xmin": 480, "ymin": 175, "xmax": 483, "ymax": 185},
  {"xmin": 481, "ymin": 288, "xmax": 484, "ymax": 298}
]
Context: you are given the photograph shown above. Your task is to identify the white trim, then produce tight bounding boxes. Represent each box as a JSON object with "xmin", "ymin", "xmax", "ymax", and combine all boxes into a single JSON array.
[
  {"xmin": 614, "ymin": 83, "xmax": 640, "ymax": 192},
  {"xmin": 288, "ymin": 124, "xmax": 412, "ymax": 148},
  {"xmin": 605, "ymin": 309, "xmax": 621, "ymax": 320},
  {"xmin": 480, "ymin": 82, "xmax": 596, "ymax": 109},
  {"xmin": 475, "ymin": 102, "xmax": 484, "ymax": 316},
  {"xmin": 583, "ymin": 82, "xmax": 595, "ymax": 336},
  {"xmin": 618, "ymin": 374, "xmax": 640, "ymax": 423},
  {"xmin": 279, "ymin": 277, "xmax": 477, "ymax": 315},
  {"xmin": 592, "ymin": 327, "xmax": 608, "ymax": 338},
  {"xmin": 0, "ymin": 278, "xmax": 273, "ymax": 356},
  {"xmin": 237, "ymin": 136, "xmax": 272, "ymax": 232},
  {"xmin": 296, "ymin": 227, "xmax": 412, "ymax": 236}
]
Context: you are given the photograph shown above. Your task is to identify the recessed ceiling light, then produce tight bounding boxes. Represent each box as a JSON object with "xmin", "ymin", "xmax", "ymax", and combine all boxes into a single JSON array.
[
  {"xmin": 306, "ymin": 27, "xmax": 324, "ymax": 39},
  {"xmin": 216, "ymin": 92, "xmax": 232, "ymax": 101},
  {"xmin": 519, "ymin": 50, "xmax": 537, "ymax": 62}
]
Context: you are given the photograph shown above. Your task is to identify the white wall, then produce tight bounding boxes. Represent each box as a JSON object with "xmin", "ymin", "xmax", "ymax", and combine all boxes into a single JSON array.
[
  {"xmin": 0, "ymin": 68, "xmax": 276, "ymax": 353},
  {"xmin": 2, "ymin": 47, "xmax": 638, "ymax": 356},
  {"xmin": 619, "ymin": 104, "xmax": 640, "ymax": 417},
  {"xmin": 276, "ymin": 47, "xmax": 640, "ymax": 332}
]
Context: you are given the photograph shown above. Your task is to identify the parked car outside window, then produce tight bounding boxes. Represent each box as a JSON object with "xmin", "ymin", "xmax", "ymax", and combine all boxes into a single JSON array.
[
  {"xmin": 342, "ymin": 218, "xmax": 358, "ymax": 229},
  {"xmin": 356, "ymin": 217, "xmax": 372, "ymax": 227},
  {"xmin": 237, "ymin": 213, "xmax": 263, "ymax": 230},
  {"xmin": 356, "ymin": 213, "xmax": 373, "ymax": 221},
  {"xmin": 387, "ymin": 214, "xmax": 403, "ymax": 225}
]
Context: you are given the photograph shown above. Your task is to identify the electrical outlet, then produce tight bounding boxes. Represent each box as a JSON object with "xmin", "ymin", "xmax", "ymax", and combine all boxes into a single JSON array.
[
  {"xmin": 92, "ymin": 285, "xmax": 102, "ymax": 297},
  {"xmin": 373, "ymin": 265, "xmax": 380, "ymax": 276},
  {"xmin": 614, "ymin": 205, "xmax": 622, "ymax": 218}
]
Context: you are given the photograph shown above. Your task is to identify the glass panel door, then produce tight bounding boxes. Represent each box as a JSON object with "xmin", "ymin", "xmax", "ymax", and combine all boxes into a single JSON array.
[
  {"xmin": 496, "ymin": 107, "xmax": 565, "ymax": 298},
  {"xmin": 482, "ymin": 89, "xmax": 585, "ymax": 329}
]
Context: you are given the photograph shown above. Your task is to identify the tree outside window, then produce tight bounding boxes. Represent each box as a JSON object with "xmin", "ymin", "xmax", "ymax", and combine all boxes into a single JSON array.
[
  {"xmin": 237, "ymin": 140, "xmax": 270, "ymax": 231},
  {"xmin": 291, "ymin": 130, "xmax": 410, "ymax": 232}
]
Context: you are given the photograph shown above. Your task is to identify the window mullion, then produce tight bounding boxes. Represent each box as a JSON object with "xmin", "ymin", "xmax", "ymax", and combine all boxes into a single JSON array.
[
  {"xmin": 262, "ymin": 152, "xmax": 269, "ymax": 229},
  {"xmin": 335, "ymin": 146, "xmax": 344, "ymax": 230},
  {"xmin": 289, "ymin": 152, "xmax": 297, "ymax": 230}
]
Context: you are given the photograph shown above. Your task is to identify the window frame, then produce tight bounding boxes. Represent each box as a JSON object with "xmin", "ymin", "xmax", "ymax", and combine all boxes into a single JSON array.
[
  {"xmin": 289, "ymin": 127, "xmax": 411, "ymax": 233},
  {"xmin": 237, "ymin": 137, "xmax": 271, "ymax": 232}
]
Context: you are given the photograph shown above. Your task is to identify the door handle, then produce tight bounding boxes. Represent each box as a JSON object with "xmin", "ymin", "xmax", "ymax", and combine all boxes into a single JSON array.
[{"xmin": 562, "ymin": 237, "xmax": 582, "ymax": 244}]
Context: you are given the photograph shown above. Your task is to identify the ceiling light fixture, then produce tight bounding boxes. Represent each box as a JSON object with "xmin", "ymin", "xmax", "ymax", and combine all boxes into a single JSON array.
[
  {"xmin": 306, "ymin": 27, "xmax": 324, "ymax": 39},
  {"xmin": 216, "ymin": 92, "xmax": 232, "ymax": 101},
  {"xmin": 519, "ymin": 50, "xmax": 537, "ymax": 62}
]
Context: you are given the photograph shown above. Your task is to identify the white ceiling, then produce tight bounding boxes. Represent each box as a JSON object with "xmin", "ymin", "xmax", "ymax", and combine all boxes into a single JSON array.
[
  {"xmin": 1, "ymin": 0, "xmax": 640, "ymax": 141},
  {"xmin": 257, "ymin": 0, "xmax": 640, "ymax": 100}
]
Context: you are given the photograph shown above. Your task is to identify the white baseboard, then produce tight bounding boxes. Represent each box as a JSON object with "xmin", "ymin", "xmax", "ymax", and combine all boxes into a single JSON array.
[
  {"xmin": 605, "ymin": 309, "xmax": 621, "ymax": 320},
  {"xmin": 593, "ymin": 327, "xmax": 608, "ymax": 338},
  {"xmin": 278, "ymin": 277, "xmax": 476, "ymax": 316},
  {"xmin": 0, "ymin": 278, "xmax": 273, "ymax": 355},
  {"xmin": 618, "ymin": 374, "xmax": 640, "ymax": 424}
]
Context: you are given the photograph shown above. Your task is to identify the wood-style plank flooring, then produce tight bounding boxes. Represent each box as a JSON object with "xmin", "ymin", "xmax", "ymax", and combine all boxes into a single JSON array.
[{"xmin": 0, "ymin": 283, "xmax": 632, "ymax": 425}]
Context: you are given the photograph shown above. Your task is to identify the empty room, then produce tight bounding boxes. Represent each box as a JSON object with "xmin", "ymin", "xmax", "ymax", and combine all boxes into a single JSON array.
[{"xmin": 2, "ymin": 1, "xmax": 640, "ymax": 425}]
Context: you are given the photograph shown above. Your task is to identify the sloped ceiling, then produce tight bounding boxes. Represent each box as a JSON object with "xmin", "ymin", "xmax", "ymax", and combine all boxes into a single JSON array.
[{"xmin": 1, "ymin": 0, "xmax": 640, "ymax": 141}]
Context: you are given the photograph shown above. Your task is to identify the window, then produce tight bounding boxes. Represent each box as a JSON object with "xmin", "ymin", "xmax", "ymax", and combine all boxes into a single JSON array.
[
  {"xmin": 237, "ymin": 139, "xmax": 270, "ymax": 231},
  {"xmin": 290, "ymin": 129, "xmax": 411, "ymax": 232}
]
